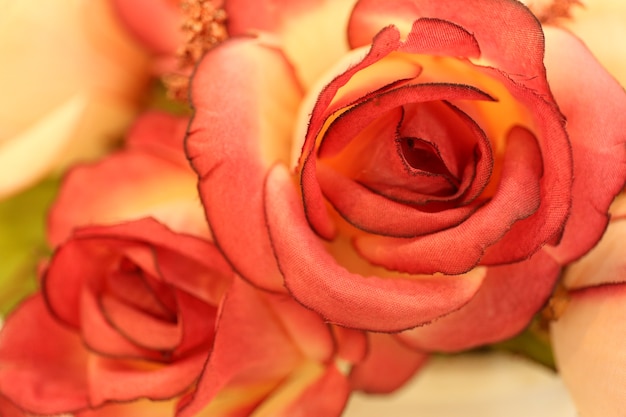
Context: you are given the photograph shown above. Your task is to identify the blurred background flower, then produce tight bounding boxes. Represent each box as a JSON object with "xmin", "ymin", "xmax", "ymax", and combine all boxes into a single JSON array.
[
  {"xmin": 550, "ymin": 193, "xmax": 626, "ymax": 417},
  {"xmin": 0, "ymin": 0, "xmax": 151, "ymax": 199}
]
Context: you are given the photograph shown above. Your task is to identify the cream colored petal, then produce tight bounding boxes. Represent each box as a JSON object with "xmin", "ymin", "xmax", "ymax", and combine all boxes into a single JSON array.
[
  {"xmin": 0, "ymin": 95, "xmax": 88, "ymax": 198},
  {"xmin": 0, "ymin": 0, "xmax": 149, "ymax": 197},
  {"xmin": 562, "ymin": 0, "xmax": 626, "ymax": 86},
  {"xmin": 344, "ymin": 353, "xmax": 576, "ymax": 417},
  {"xmin": 551, "ymin": 286, "xmax": 626, "ymax": 417},
  {"xmin": 563, "ymin": 218, "xmax": 626, "ymax": 289}
]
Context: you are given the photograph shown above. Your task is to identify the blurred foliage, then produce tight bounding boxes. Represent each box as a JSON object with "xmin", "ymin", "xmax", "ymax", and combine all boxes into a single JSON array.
[
  {"xmin": 0, "ymin": 177, "xmax": 59, "ymax": 316},
  {"xmin": 147, "ymin": 80, "xmax": 192, "ymax": 115},
  {"xmin": 481, "ymin": 318, "xmax": 556, "ymax": 370}
]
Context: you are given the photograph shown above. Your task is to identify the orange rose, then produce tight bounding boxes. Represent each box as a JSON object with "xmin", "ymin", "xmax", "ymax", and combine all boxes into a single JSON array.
[{"xmin": 0, "ymin": 0, "xmax": 150, "ymax": 198}]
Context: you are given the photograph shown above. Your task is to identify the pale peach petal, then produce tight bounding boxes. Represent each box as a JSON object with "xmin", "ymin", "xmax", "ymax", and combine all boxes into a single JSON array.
[
  {"xmin": 0, "ymin": 0, "xmax": 149, "ymax": 197},
  {"xmin": 226, "ymin": 0, "xmax": 358, "ymax": 88},
  {"xmin": 563, "ymin": 219, "xmax": 626, "ymax": 289},
  {"xmin": 0, "ymin": 95, "xmax": 89, "ymax": 197},
  {"xmin": 562, "ymin": 0, "xmax": 626, "ymax": 87},
  {"xmin": 551, "ymin": 284, "xmax": 626, "ymax": 417}
]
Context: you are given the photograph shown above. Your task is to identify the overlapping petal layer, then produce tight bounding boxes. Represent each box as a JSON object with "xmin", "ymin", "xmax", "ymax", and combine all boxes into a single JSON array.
[
  {"xmin": 177, "ymin": 277, "xmax": 350, "ymax": 417},
  {"xmin": 48, "ymin": 112, "xmax": 209, "ymax": 246},
  {"xmin": 187, "ymin": 37, "xmax": 302, "ymax": 291}
]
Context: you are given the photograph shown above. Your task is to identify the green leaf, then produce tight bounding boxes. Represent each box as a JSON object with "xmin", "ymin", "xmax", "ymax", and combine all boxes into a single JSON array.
[{"xmin": 0, "ymin": 177, "xmax": 59, "ymax": 316}]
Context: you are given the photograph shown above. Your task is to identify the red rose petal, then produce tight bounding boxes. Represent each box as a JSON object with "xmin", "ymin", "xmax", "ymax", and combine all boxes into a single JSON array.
[
  {"xmin": 349, "ymin": 0, "xmax": 550, "ymax": 94},
  {"xmin": 304, "ymin": 83, "xmax": 494, "ymax": 239},
  {"xmin": 542, "ymin": 27, "xmax": 626, "ymax": 264},
  {"xmin": 355, "ymin": 125, "xmax": 544, "ymax": 274},
  {"xmin": 88, "ymin": 352, "xmax": 207, "ymax": 406},
  {"xmin": 0, "ymin": 295, "xmax": 90, "ymax": 415},
  {"xmin": 265, "ymin": 164, "xmax": 486, "ymax": 331},
  {"xmin": 173, "ymin": 290, "xmax": 217, "ymax": 355},
  {"xmin": 176, "ymin": 277, "xmax": 305, "ymax": 417},
  {"xmin": 332, "ymin": 326, "xmax": 368, "ymax": 364},
  {"xmin": 349, "ymin": 332, "xmax": 428, "ymax": 394},
  {"xmin": 397, "ymin": 249, "xmax": 560, "ymax": 351},
  {"xmin": 99, "ymin": 292, "xmax": 181, "ymax": 351},
  {"xmin": 399, "ymin": 18, "xmax": 481, "ymax": 58},
  {"xmin": 80, "ymin": 282, "xmax": 157, "ymax": 359},
  {"xmin": 187, "ymin": 37, "xmax": 303, "ymax": 291},
  {"xmin": 317, "ymin": 162, "xmax": 479, "ymax": 237},
  {"xmin": 76, "ymin": 398, "xmax": 176, "ymax": 417}
]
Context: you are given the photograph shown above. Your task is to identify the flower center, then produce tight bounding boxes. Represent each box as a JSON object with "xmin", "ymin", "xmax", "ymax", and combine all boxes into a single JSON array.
[{"xmin": 398, "ymin": 136, "xmax": 453, "ymax": 178}]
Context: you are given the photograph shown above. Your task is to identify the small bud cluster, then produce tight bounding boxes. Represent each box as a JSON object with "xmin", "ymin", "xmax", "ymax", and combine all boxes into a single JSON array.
[{"xmin": 165, "ymin": 0, "xmax": 228, "ymax": 101}]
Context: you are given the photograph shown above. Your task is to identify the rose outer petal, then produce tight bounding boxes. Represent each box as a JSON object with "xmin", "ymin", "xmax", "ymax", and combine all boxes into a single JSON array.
[
  {"xmin": 225, "ymin": 0, "xmax": 357, "ymax": 88},
  {"xmin": 0, "ymin": 295, "xmax": 90, "ymax": 415},
  {"xmin": 265, "ymin": 164, "xmax": 486, "ymax": 332},
  {"xmin": 542, "ymin": 27, "xmax": 626, "ymax": 265},
  {"xmin": 348, "ymin": 0, "xmax": 550, "ymax": 94},
  {"xmin": 176, "ymin": 277, "xmax": 313, "ymax": 417},
  {"xmin": 187, "ymin": 37, "xmax": 303, "ymax": 292},
  {"xmin": 48, "ymin": 112, "xmax": 208, "ymax": 246},
  {"xmin": 397, "ymin": 249, "xmax": 560, "ymax": 351},
  {"xmin": 349, "ymin": 333, "xmax": 428, "ymax": 394}
]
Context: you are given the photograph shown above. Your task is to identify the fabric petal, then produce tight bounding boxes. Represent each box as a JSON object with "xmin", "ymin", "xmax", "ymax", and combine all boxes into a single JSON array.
[
  {"xmin": 176, "ymin": 277, "xmax": 304, "ymax": 417},
  {"xmin": 0, "ymin": 395, "xmax": 28, "ymax": 417},
  {"xmin": 348, "ymin": 0, "xmax": 550, "ymax": 93},
  {"xmin": 332, "ymin": 326, "xmax": 368, "ymax": 364},
  {"xmin": 356, "ymin": 125, "xmax": 544, "ymax": 275},
  {"xmin": 76, "ymin": 398, "xmax": 177, "ymax": 417},
  {"xmin": 542, "ymin": 27, "xmax": 626, "ymax": 264},
  {"xmin": 88, "ymin": 352, "xmax": 208, "ymax": 406},
  {"xmin": 562, "ymin": 218, "xmax": 626, "ymax": 290},
  {"xmin": 551, "ymin": 283, "xmax": 626, "ymax": 417},
  {"xmin": 186, "ymin": 37, "xmax": 302, "ymax": 291},
  {"xmin": 349, "ymin": 333, "xmax": 428, "ymax": 394},
  {"xmin": 258, "ymin": 364, "xmax": 351, "ymax": 417},
  {"xmin": 397, "ymin": 250, "xmax": 560, "ymax": 352},
  {"xmin": 265, "ymin": 164, "xmax": 485, "ymax": 331},
  {"xmin": 0, "ymin": 295, "xmax": 90, "ymax": 415},
  {"xmin": 48, "ymin": 113, "xmax": 208, "ymax": 246}
]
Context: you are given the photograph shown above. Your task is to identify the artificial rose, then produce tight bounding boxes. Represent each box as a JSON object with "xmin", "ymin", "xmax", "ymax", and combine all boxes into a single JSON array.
[
  {"xmin": 0, "ymin": 218, "xmax": 233, "ymax": 416},
  {"xmin": 0, "ymin": 216, "xmax": 420, "ymax": 416},
  {"xmin": 550, "ymin": 193, "xmax": 626, "ymax": 417},
  {"xmin": 185, "ymin": 0, "xmax": 626, "ymax": 347},
  {"xmin": 0, "ymin": 0, "xmax": 151, "ymax": 198},
  {"xmin": 175, "ymin": 276, "xmax": 350, "ymax": 417},
  {"xmin": 47, "ymin": 111, "xmax": 210, "ymax": 247}
]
